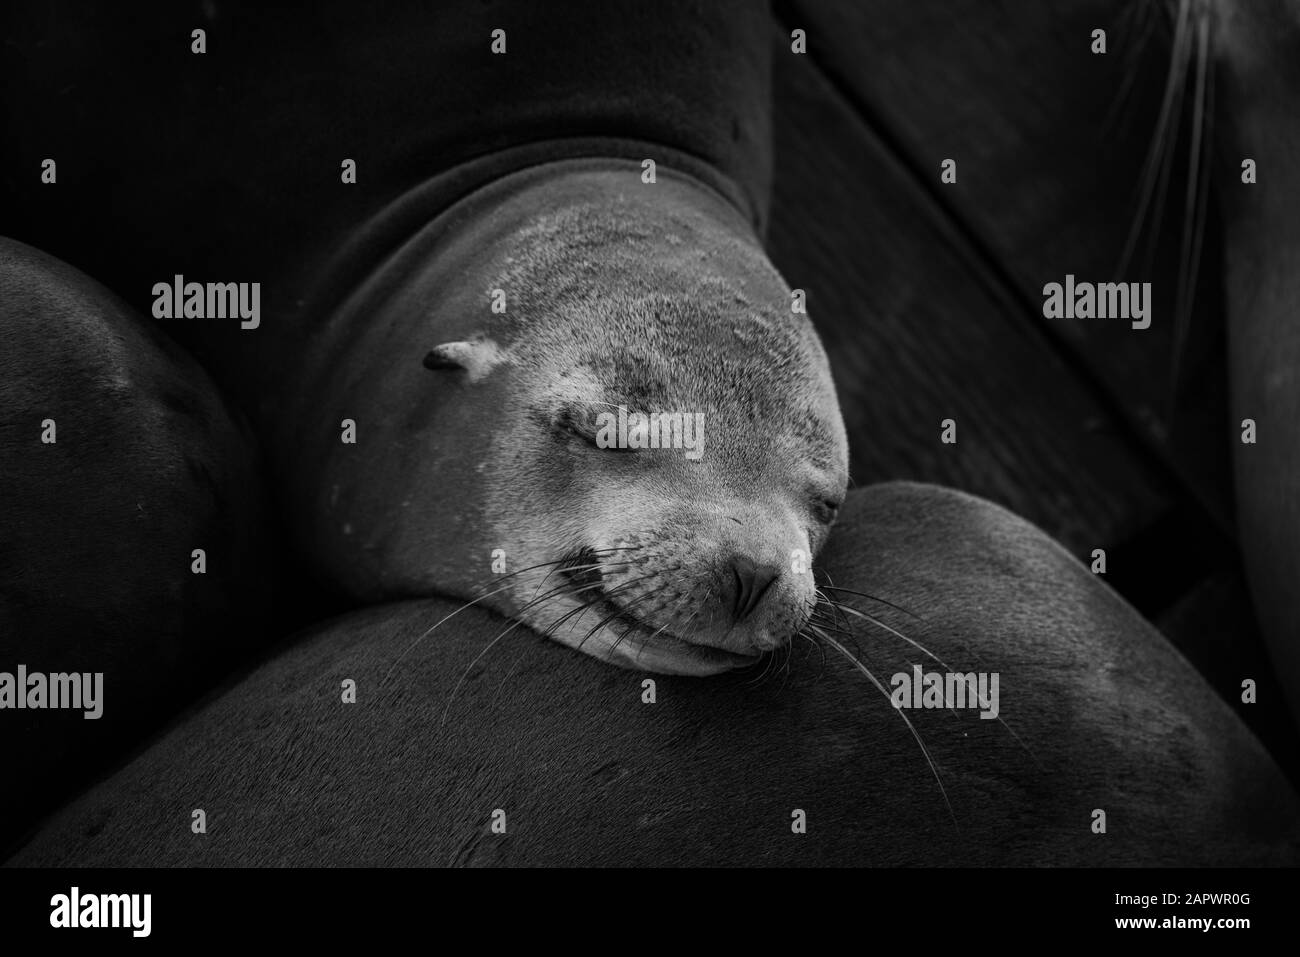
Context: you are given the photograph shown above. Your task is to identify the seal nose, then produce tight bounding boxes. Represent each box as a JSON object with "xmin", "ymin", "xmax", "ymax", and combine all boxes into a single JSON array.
[{"xmin": 728, "ymin": 556, "xmax": 781, "ymax": 622}]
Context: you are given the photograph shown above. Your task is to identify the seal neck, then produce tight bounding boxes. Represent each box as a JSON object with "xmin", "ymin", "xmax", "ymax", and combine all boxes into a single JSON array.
[{"xmin": 297, "ymin": 137, "xmax": 764, "ymax": 341}]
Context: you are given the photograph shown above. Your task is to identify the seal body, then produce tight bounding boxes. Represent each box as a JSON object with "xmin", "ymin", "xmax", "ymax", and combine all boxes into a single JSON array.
[
  {"xmin": 0, "ymin": 238, "xmax": 278, "ymax": 849},
  {"xmin": 9, "ymin": 484, "xmax": 1297, "ymax": 866},
  {"xmin": 1209, "ymin": 0, "xmax": 1300, "ymax": 727}
]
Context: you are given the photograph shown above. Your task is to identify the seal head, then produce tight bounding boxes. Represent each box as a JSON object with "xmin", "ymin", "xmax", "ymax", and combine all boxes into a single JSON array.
[{"xmin": 296, "ymin": 161, "xmax": 847, "ymax": 676}]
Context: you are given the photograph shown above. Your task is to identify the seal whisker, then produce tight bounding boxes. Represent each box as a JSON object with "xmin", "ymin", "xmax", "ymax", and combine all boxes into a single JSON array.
[
  {"xmin": 428, "ymin": 550, "xmax": 647, "ymax": 703},
  {"xmin": 532, "ymin": 570, "xmax": 666, "ymax": 661},
  {"xmin": 794, "ymin": 626, "xmax": 827, "ymax": 674},
  {"xmin": 487, "ymin": 565, "xmax": 669, "ymax": 696},
  {"xmin": 574, "ymin": 606, "xmax": 637, "ymax": 655},
  {"xmin": 489, "ymin": 645, "xmax": 534, "ymax": 709},
  {"xmin": 571, "ymin": 581, "xmax": 666, "ymax": 655},
  {"xmin": 1167, "ymin": 2, "xmax": 1214, "ymax": 420},
  {"xmin": 818, "ymin": 583, "xmax": 923, "ymax": 620},
  {"xmin": 402, "ymin": 568, "xmax": 611, "ymax": 716},
  {"xmin": 386, "ymin": 554, "xmax": 634, "ymax": 693},
  {"xmin": 437, "ymin": 576, "xmax": 627, "ymax": 722},
  {"xmin": 809, "ymin": 624, "xmax": 957, "ymax": 825},
  {"xmin": 816, "ymin": 597, "xmax": 944, "ymax": 667},
  {"xmin": 439, "ymin": 615, "xmax": 534, "ymax": 729},
  {"xmin": 606, "ymin": 570, "xmax": 711, "ymax": 658},
  {"xmin": 640, "ymin": 587, "xmax": 715, "ymax": 670},
  {"xmin": 540, "ymin": 594, "xmax": 608, "ymax": 636},
  {"xmin": 484, "ymin": 573, "xmax": 631, "ymax": 709},
  {"xmin": 379, "ymin": 580, "xmax": 525, "ymax": 689},
  {"xmin": 438, "ymin": 575, "xmax": 612, "ymax": 724},
  {"xmin": 806, "ymin": 609, "xmax": 879, "ymax": 665},
  {"xmin": 522, "ymin": 553, "xmax": 636, "ymax": 608},
  {"xmin": 625, "ymin": 581, "xmax": 713, "ymax": 668},
  {"xmin": 812, "ymin": 587, "xmax": 857, "ymax": 639},
  {"xmin": 569, "ymin": 571, "xmax": 673, "ymax": 655},
  {"xmin": 1101, "ymin": 0, "xmax": 1164, "ymax": 137},
  {"xmin": 1118, "ymin": 0, "xmax": 1194, "ymax": 278},
  {"xmin": 807, "ymin": 615, "xmax": 965, "ymax": 721},
  {"xmin": 533, "ymin": 574, "xmax": 645, "ymax": 639},
  {"xmin": 470, "ymin": 558, "xmax": 569, "ymax": 594},
  {"xmin": 774, "ymin": 641, "xmax": 795, "ymax": 693},
  {"xmin": 673, "ymin": 591, "xmax": 711, "ymax": 646},
  {"xmin": 600, "ymin": 589, "xmax": 673, "ymax": 658},
  {"xmin": 485, "ymin": 569, "xmax": 638, "ymax": 708},
  {"xmin": 469, "ymin": 546, "xmax": 639, "ymax": 597},
  {"xmin": 743, "ymin": 651, "xmax": 773, "ymax": 688},
  {"xmin": 812, "ymin": 603, "xmax": 1043, "ymax": 769},
  {"xmin": 539, "ymin": 593, "xmax": 618, "ymax": 644}
]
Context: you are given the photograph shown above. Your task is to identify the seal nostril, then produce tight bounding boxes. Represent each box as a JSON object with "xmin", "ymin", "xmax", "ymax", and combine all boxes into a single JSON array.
[{"xmin": 729, "ymin": 556, "xmax": 781, "ymax": 622}]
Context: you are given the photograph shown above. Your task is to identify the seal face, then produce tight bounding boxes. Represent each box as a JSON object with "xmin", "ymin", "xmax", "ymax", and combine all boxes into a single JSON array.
[{"xmin": 429, "ymin": 167, "xmax": 849, "ymax": 675}]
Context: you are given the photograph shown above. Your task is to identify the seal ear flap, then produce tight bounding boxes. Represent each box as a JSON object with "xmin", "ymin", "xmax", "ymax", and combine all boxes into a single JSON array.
[
  {"xmin": 422, "ymin": 339, "xmax": 506, "ymax": 382},
  {"xmin": 422, "ymin": 343, "xmax": 470, "ymax": 371}
]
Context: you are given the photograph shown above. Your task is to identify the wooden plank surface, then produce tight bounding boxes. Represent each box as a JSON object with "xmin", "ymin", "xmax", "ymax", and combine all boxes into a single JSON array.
[
  {"xmin": 777, "ymin": 0, "xmax": 1234, "ymax": 530},
  {"xmin": 767, "ymin": 37, "xmax": 1172, "ymax": 559}
]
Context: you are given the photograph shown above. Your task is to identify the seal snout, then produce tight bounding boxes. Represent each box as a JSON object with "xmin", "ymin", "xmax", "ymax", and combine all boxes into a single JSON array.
[{"xmin": 727, "ymin": 555, "xmax": 782, "ymax": 624}]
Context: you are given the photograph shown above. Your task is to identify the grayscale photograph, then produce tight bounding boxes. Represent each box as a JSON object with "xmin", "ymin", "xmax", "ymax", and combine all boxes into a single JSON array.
[{"xmin": 0, "ymin": 0, "xmax": 1295, "ymax": 936}]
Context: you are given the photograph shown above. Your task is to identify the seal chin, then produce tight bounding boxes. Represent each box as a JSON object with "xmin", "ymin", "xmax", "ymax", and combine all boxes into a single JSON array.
[
  {"xmin": 500, "ymin": 561, "xmax": 769, "ymax": 673},
  {"xmin": 514, "ymin": 549, "xmax": 768, "ymax": 675},
  {"xmin": 596, "ymin": 629, "xmax": 761, "ymax": 677},
  {"xmin": 531, "ymin": 592, "xmax": 762, "ymax": 675}
]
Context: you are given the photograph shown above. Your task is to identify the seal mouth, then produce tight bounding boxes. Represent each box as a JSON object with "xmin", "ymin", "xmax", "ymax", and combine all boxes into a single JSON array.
[{"xmin": 555, "ymin": 550, "xmax": 760, "ymax": 675}]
